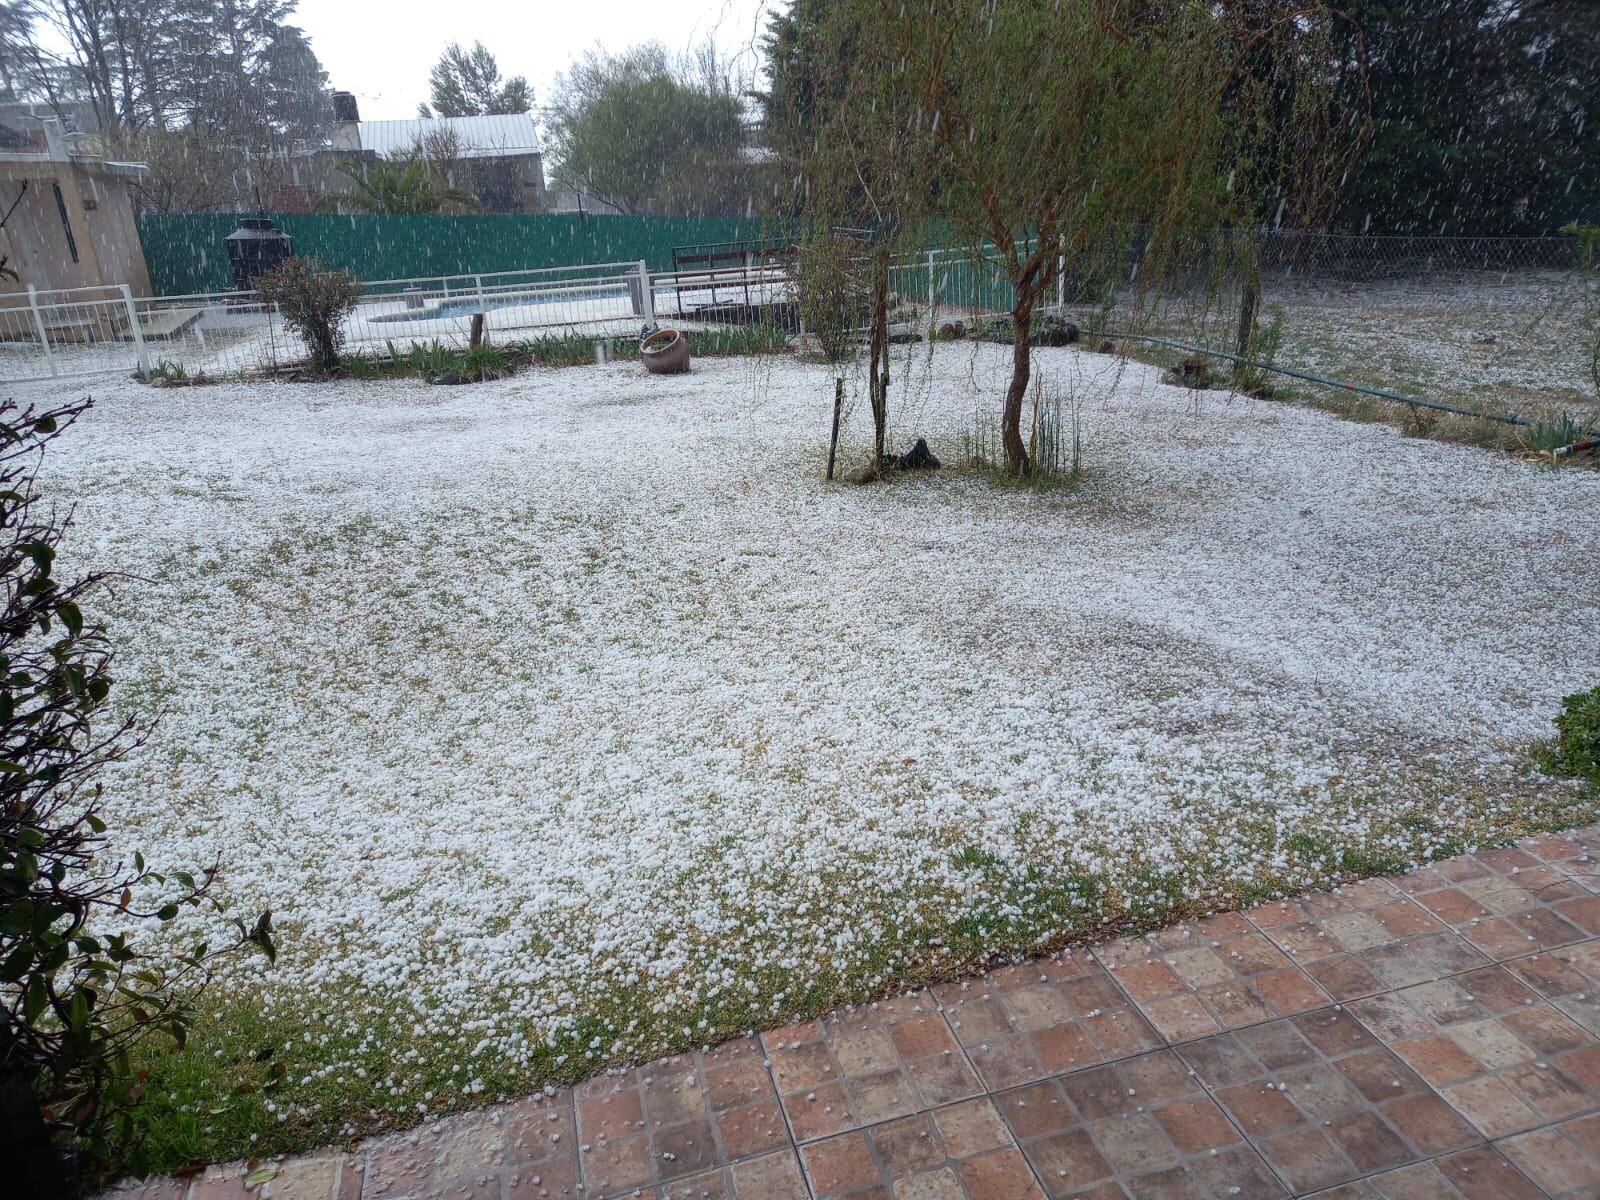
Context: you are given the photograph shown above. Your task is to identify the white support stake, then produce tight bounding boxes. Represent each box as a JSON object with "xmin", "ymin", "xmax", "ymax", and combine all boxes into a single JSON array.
[
  {"xmin": 27, "ymin": 286, "xmax": 57, "ymax": 377},
  {"xmin": 927, "ymin": 251, "xmax": 936, "ymax": 310},
  {"xmin": 474, "ymin": 274, "xmax": 486, "ymax": 313},
  {"xmin": 120, "ymin": 284, "xmax": 150, "ymax": 379},
  {"xmin": 637, "ymin": 260, "xmax": 655, "ymax": 325}
]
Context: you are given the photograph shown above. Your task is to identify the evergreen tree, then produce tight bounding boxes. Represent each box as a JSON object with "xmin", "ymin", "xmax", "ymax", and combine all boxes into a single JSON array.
[
  {"xmin": 420, "ymin": 41, "xmax": 531, "ymax": 118},
  {"xmin": 1333, "ymin": 0, "xmax": 1598, "ymax": 233}
]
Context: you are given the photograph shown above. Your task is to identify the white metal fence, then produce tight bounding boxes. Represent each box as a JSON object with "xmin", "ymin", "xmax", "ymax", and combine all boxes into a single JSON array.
[
  {"xmin": 2, "ymin": 236, "xmax": 1591, "ymax": 431},
  {"xmin": 0, "ymin": 284, "xmax": 152, "ymax": 382},
  {"xmin": 0, "ymin": 259, "xmax": 799, "ymax": 383}
]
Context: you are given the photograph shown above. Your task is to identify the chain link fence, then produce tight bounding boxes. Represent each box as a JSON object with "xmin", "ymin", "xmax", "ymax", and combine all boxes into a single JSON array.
[
  {"xmin": 0, "ymin": 233, "xmax": 1592, "ymax": 438},
  {"xmin": 894, "ymin": 233, "xmax": 1597, "ymax": 433}
]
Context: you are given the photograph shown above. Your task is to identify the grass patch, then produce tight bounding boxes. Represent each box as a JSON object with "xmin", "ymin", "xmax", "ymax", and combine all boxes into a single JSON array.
[
  {"xmin": 503, "ymin": 324, "xmax": 792, "ymax": 369},
  {"xmin": 958, "ymin": 374, "xmax": 1084, "ymax": 490},
  {"xmin": 111, "ymin": 779, "xmax": 1600, "ymax": 1176}
]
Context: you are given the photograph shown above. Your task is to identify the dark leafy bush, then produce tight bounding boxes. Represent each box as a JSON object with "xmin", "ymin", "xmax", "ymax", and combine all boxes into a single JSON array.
[
  {"xmin": 1538, "ymin": 685, "xmax": 1600, "ymax": 784},
  {"xmin": 0, "ymin": 399, "xmax": 274, "ymax": 1193},
  {"xmin": 256, "ymin": 257, "xmax": 361, "ymax": 374}
]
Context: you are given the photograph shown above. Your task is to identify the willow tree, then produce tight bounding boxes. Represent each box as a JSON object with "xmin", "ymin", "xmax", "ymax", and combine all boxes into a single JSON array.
[
  {"xmin": 1216, "ymin": 0, "xmax": 1370, "ymax": 362},
  {"xmin": 892, "ymin": 0, "xmax": 1352, "ymax": 475},
  {"xmin": 771, "ymin": 0, "xmax": 935, "ymax": 471}
]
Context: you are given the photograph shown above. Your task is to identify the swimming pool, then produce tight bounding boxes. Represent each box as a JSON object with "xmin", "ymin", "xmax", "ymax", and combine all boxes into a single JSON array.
[{"xmin": 370, "ymin": 286, "xmax": 630, "ymax": 324}]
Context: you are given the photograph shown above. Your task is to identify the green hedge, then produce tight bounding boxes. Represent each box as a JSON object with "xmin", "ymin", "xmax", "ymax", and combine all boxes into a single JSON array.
[{"xmin": 136, "ymin": 212, "xmax": 771, "ymax": 296}]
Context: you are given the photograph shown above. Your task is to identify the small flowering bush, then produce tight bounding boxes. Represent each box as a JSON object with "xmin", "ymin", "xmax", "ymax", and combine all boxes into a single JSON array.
[{"xmin": 256, "ymin": 257, "xmax": 361, "ymax": 375}]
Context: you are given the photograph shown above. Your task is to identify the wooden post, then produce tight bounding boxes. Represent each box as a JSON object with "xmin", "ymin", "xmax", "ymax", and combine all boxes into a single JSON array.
[
  {"xmin": 469, "ymin": 312, "xmax": 484, "ymax": 348},
  {"xmin": 1235, "ymin": 274, "xmax": 1260, "ymax": 360},
  {"xmin": 826, "ymin": 377, "xmax": 844, "ymax": 480}
]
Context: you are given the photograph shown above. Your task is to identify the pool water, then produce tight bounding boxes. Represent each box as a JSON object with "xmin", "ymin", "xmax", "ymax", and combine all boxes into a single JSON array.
[{"xmin": 372, "ymin": 286, "xmax": 629, "ymax": 324}]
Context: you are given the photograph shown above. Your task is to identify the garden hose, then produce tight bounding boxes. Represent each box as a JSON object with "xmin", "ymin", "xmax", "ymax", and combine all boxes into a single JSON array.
[{"xmin": 1104, "ymin": 330, "xmax": 1600, "ymax": 442}]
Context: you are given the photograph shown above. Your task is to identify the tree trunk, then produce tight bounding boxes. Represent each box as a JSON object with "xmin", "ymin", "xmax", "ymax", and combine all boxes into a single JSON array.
[
  {"xmin": 0, "ymin": 1025, "xmax": 70, "ymax": 1198},
  {"xmin": 869, "ymin": 248, "xmax": 890, "ymax": 466},
  {"xmin": 1234, "ymin": 273, "xmax": 1260, "ymax": 361},
  {"xmin": 1003, "ymin": 299, "xmax": 1034, "ymax": 476}
]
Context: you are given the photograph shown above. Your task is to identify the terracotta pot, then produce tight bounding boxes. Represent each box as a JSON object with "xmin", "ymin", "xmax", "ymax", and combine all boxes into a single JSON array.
[{"xmin": 641, "ymin": 328, "xmax": 690, "ymax": 374}]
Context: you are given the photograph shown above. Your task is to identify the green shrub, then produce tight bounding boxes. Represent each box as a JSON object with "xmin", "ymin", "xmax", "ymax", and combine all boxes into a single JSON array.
[
  {"xmin": 402, "ymin": 338, "xmax": 458, "ymax": 379},
  {"xmin": 256, "ymin": 257, "xmax": 361, "ymax": 374},
  {"xmin": 0, "ymin": 399, "xmax": 275, "ymax": 1190},
  {"xmin": 1538, "ymin": 685, "xmax": 1600, "ymax": 783}
]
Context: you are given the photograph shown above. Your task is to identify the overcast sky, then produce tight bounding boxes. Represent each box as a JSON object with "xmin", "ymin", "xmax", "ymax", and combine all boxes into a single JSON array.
[{"xmin": 293, "ymin": 0, "xmax": 779, "ymax": 123}]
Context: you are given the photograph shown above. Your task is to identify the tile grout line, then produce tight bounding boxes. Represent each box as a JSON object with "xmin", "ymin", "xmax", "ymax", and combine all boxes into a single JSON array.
[
  {"xmin": 690, "ymin": 1048, "xmax": 786, "ymax": 1200},
  {"xmin": 1485, "ymin": 1134, "xmax": 1562, "ymax": 1200},
  {"xmin": 888, "ymin": 916, "xmax": 1594, "ymax": 1198},
  {"xmin": 1191, "ymin": 898, "xmax": 1599, "ymax": 1194},
  {"xmin": 751, "ymin": 1030, "xmax": 817, "ymax": 1199},
  {"xmin": 923, "ymin": 981, "xmax": 1059, "ymax": 1198},
  {"xmin": 1083, "ymin": 895, "xmax": 1553, "ymax": 1196},
  {"xmin": 1086, "ymin": 939, "xmax": 1305, "ymax": 1198},
  {"xmin": 1231, "ymin": 894, "xmax": 1575, "ymax": 1197},
  {"xmin": 772, "ymin": 990, "xmax": 1010, "ymax": 1197},
  {"xmin": 915, "ymin": 985, "xmax": 1062, "ymax": 1200}
]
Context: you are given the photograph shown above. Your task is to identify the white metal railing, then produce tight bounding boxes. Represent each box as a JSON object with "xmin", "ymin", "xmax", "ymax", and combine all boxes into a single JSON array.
[
  {"xmin": 0, "ymin": 244, "xmax": 1589, "ymax": 427},
  {"xmin": 0, "ymin": 256, "xmax": 859, "ymax": 382},
  {"xmin": 0, "ymin": 283, "xmax": 150, "ymax": 381},
  {"xmin": 0, "ymin": 260, "xmax": 800, "ymax": 382}
]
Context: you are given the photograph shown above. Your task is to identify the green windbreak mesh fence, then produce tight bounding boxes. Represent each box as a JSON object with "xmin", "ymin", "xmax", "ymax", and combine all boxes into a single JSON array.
[{"xmin": 136, "ymin": 213, "xmax": 770, "ymax": 295}]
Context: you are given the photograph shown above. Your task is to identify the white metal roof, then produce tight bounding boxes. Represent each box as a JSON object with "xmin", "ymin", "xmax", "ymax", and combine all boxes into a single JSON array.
[{"xmin": 357, "ymin": 114, "xmax": 540, "ymax": 160}]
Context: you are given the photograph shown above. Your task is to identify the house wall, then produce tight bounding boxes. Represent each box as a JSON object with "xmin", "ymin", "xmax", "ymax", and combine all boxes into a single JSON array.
[
  {"xmin": 73, "ymin": 166, "xmax": 152, "ymax": 293},
  {"xmin": 444, "ymin": 154, "xmax": 546, "ymax": 214},
  {"xmin": 0, "ymin": 161, "xmax": 152, "ymax": 295},
  {"xmin": 278, "ymin": 150, "xmax": 547, "ymax": 215}
]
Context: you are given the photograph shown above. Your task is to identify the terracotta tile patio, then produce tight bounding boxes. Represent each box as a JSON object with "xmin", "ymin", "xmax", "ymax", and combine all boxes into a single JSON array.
[{"xmin": 110, "ymin": 826, "xmax": 1600, "ymax": 1200}]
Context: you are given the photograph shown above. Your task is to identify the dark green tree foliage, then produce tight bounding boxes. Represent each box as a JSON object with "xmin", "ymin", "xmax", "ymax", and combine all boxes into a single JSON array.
[
  {"xmin": 23, "ymin": 0, "xmax": 328, "ymax": 144},
  {"xmin": 771, "ymin": 2, "xmax": 1596, "ymax": 238},
  {"xmin": 256, "ymin": 257, "xmax": 360, "ymax": 373},
  {"xmin": 1211, "ymin": 0, "xmax": 1369, "ymax": 358},
  {"xmin": 419, "ymin": 41, "xmax": 533, "ymax": 118},
  {"xmin": 760, "ymin": 0, "xmax": 831, "ymax": 177},
  {"xmin": 6, "ymin": 0, "xmax": 330, "ymax": 212},
  {"xmin": 1332, "ymin": 0, "xmax": 1599, "ymax": 233},
  {"xmin": 0, "ymin": 400, "xmax": 274, "ymax": 1190},
  {"xmin": 315, "ymin": 154, "xmax": 480, "ymax": 216},
  {"xmin": 547, "ymin": 43, "xmax": 749, "ymax": 217}
]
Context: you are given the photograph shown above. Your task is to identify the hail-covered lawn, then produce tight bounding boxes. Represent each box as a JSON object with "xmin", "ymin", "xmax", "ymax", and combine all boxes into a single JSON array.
[
  {"xmin": 1260, "ymin": 270, "xmax": 1598, "ymax": 425},
  {"xmin": 36, "ymin": 342, "xmax": 1600, "ymax": 1166}
]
